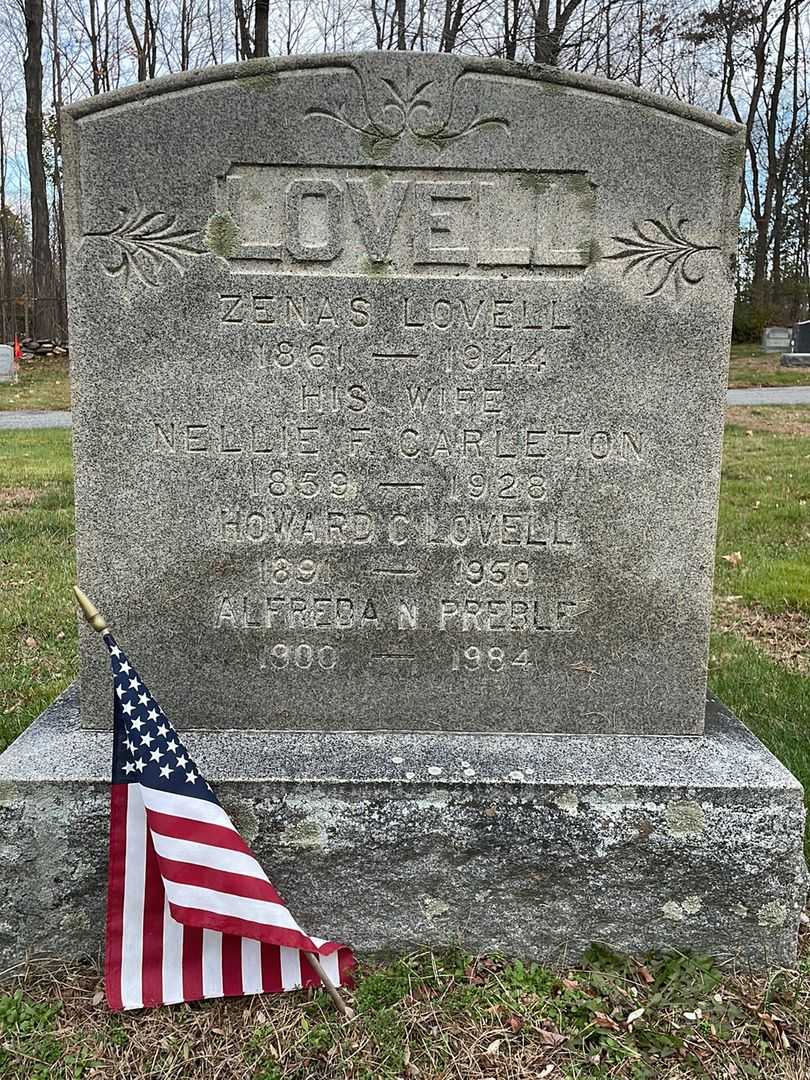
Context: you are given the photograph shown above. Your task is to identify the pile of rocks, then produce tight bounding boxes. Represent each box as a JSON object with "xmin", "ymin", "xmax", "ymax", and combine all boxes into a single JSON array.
[{"xmin": 18, "ymin": 338, "xmax": 69, "ymax": 360}]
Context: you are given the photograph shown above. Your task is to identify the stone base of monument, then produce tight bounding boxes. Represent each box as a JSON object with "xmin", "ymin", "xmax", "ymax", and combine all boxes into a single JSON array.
[
  {"xmin": 1, "ymin": 684, "xmax": 806, "ymax": 970},
  {"xmin": 781, "ymin": 353, "xmax": 810, "ymax": 367}
]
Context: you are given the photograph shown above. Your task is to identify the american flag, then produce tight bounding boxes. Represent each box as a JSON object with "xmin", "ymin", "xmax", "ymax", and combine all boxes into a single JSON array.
[{"xmin": 103, "ymin": 632, "xmax": 354, "ymax": 1010}]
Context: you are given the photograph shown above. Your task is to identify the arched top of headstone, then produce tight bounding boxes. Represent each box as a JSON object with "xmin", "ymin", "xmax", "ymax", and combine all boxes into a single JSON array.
[{"xmin": 65, "ymin": 51, "xmax": 740, "ymax": 139}]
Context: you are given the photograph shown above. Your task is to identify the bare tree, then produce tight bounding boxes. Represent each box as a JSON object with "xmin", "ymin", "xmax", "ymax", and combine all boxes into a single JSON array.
[
  {"xmin": 124, "ymin": 0, "xmax": 159, "ymax": 79},
  {"xmin": 527, "ymin": 0, "xmax": 587, "ymax": 64},
  {"xmin": 255, "ymin": 0, "xmax": 269, "ymax": 53},
  {"xmin": 20, "ymin": 0, "xmax": 52, "ymax": 337},
  {"xmin": 0, "ymin": 92, "xmax": 14, "ymax": 340}
]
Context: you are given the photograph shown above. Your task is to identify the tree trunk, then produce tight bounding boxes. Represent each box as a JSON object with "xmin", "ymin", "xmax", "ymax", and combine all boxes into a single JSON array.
[
  {"xmin": 440, "ymin": 0, "xmax": 464, "ymax": 52},
  {"xmin": 51, "ymin": 0, "xmax": 67, "ymax": 339},
  {"xmin": 23, "ymin": 0, "xmax": 52, "ymax": 339},
  {"xmin": 124, "ymin": 0, "xmax": 148, "ymax": 80},
  {"xmin": 234, "ymin": 0, "xmax": 253, "ymax": 59},
  {"xmin": 503, "ymin": 0, "xmax": 520, "ymax": 59},
  {"xmin": 255, "ymin": 0, "xmax": 269, "ymax": 56},
  {"xmin": 395, "ymin": 0, "xmax": 406, "ymax": 48},
  {"xmin": 0, "ymin": 103, "xmax": 12, "ymax": 341}
]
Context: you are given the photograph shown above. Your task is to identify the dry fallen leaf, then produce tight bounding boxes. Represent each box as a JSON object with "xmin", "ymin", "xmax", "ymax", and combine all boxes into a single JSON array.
[
  {"xmin": 721, "ymin": 551, "xmax": 743, "ymax": 568},
  {"xmin": 627, "ymin": 1007, "xmax": 645, "ymax": 1024},
  {"xmin": 560, "ymin": 977, "xmax": 580, "ymax": 990},
  {"xmin": 536, "ymin": 1028, "xmax": 565, "ymax": 1046},
  {"xmin": 484, "ymin": 1038, "xmax": 502, "ymax": 1056},
  {"xmin": 637, "ymin": 964, "xmax": 654, "ymax": 985},
  {"xmin": 24, "ymin": 636, "xmax": 38, "ymax": 648},
  {"xmin": 594, "ymin": 1011, "xmax": 621, "ymax": 1031}
]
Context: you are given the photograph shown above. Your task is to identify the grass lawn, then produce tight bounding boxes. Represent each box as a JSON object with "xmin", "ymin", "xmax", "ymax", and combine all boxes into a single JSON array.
[
  {"xmin": 0, "ymin": 354, "xmax": 71, "ymax": 412},
  {"xmin": 729, "ymin": 344, "xmax": 810, "ymax": 388},
  {"xmin": 1, "ymin": 411, "xmax": 809, "ymax": 1078},
  {"xmin": 0, "ymin": 428, "xmax": 76, "ymax": 751},
  {"xmin": 2, "ymin": 947, "xmax": 809, "ymax": 1080}
]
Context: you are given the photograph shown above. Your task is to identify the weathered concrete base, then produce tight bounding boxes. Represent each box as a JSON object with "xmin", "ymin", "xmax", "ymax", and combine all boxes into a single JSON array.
[
  {"xmin": 1, "ymin": 684, "xmax": 806, "ymax": 970},
  {"xmin": 781, "ymin": 352, "xmax": 810, "ymax": 367}
]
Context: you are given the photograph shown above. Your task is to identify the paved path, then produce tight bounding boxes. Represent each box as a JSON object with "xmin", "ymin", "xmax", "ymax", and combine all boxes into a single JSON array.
[
  {"xmin": 0, "ymin": 410, "xmax": 72, "ymax": 429},
  {"xmin": 727, "ymin": 386, "xmax": 810, "ymax": 405}
]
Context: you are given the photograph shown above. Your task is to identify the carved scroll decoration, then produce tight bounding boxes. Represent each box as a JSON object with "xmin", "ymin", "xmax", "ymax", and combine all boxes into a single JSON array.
[
  {"xmin": 306, "ymin": 66, "xmax": 509, "ymax": 153},
  {"xmin": 605, "ymin": 208, "xmax": 720, "ymax": 297},
  {"xmin": 84, "ymin": 195, "xmax": 200, "ymax": 287}
]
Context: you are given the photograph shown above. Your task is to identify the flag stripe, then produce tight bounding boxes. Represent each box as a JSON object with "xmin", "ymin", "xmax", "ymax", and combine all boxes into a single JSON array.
[
  {"xmin": 104, "ymin": 786, "xmax": 128, "ymax": 1012},
  {"xmin": 161, "ymin": 898, "xmax": 185, "ymax": 1005},
  {"xmin": 158, "ymin": 855, "xmax": 287, "ymax": 905},
  {"xmin": 121, "ymin": 788, "xmax": 147, "ymax": 1009},
  {"xmin": 147, "ymin": 809, "xmax": 251, "ymax": 854},
  {"xmin": 151, "ymin": 832, "xmax": 273, "ymax": 881},
  {"xmin": 339, "ymin": 947, "xmax": 357, "ymax": 988},
  {"xmin": 261, "ymin": 942, "xmax": 282, "ymax": 993},
  {"xmin": 280, "ymin": 947, "xmax": 303, "ymax": 991},
  {"xmin": 168, "ymin": 903, "xmax": 322, "ymax": 953},
  {"xmin": 182, "ymin": 925, "xmax": 204, "ymax": 1002},
  {"xmin": 300, "ymin": 952, "xmax": 322, "ymax": 990},
  {"xmin": 241, "ymin": 938, "xmax": 263, "ymax": 995},
  {"xmin": 141, "ymin": 786, "xmax": 239, "ymax": 828},
  {"xmin": 164, "ymin": 881, "xmax": 306, "ymax": 934},
  {"xmin": 202, "ymin": 930, "xmax": 223, "ymax": 998},
  {"xmin": 141, "ymin": 831, "xmax": 165, "ymax": 1007},
  {"xmin": 321, "ymin": 950, "xmax": 341, "ymax": 987},
  {"xmin": 222, "ymin": 935, "xmax": 243, "ymax": 997}
]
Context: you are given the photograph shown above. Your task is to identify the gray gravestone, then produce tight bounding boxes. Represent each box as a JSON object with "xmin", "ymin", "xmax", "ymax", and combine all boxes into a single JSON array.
[
  {"xmin": 64, "ymin": 53, "xmax": 742, "ymax": 736},
  {"xmin": 761, "ymin": 325, "xmax": 791, "ymax": 351},
  {"xmin": 780, "ymin": 320, "xmax": 810, "ymax": 367},
  {"xmin": 0, "ymin": 345, "xmax": 15, "ymax": 383},
  {"xmin": 792, "ymin": 320, "xmax": 810, "ymax": 352},
  {"xmin": 2, "ymin": 56, "xmax": 804, "ymax": 971}
]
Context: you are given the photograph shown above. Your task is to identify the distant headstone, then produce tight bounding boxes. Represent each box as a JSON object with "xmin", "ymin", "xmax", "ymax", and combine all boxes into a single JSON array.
[
  {"xmin": 792, "ymin": 320, "xmax": 810, "ymax": 352},
  {"xmin": 0, "ymin": 345, "xmax": 15, "ymax": 383},
  {"xmin": 781, "ymin": 320, "xmax": 810, "ymax": 367},
  {"xmin": 761, "ymin": 325, "xmax": 791, "ymax": 351}
]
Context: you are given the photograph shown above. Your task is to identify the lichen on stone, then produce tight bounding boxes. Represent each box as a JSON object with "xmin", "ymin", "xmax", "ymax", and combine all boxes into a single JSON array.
[
  {"xmin": 757, "ymin": 901, "xmax": 788, "ymax": 928},
  {"xmin": 662, "ymin": 895, "xmax": 703, "ymax": 921},
  {"xmin": 554, "ymin": 791, "xmax": 579, "ymax": 817},
  {"xmin": 280, "ymin": 818, "xmax": 327, "ymax": 850},
  {"xmin": 666, "ymin": 801, "xmax": 706, "ymax": 837},
  {"xmin": 205, "ymin": 211, "xmax": 239, "ymax": 258}
]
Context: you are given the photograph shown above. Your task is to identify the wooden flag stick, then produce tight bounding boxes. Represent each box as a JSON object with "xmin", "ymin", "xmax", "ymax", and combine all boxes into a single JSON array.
[
  {"xmin": 72, "ymin": 586, "xmax": 354, "ymax": 1020},
  {"xmin": 302, "ymin": 952, "xmax": 354, "ymax": 1019}
]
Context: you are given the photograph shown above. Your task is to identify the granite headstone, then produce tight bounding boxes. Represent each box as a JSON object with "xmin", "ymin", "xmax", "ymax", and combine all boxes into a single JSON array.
[
  {"xmin": 64, "ymin": 53, "xmax": 741, "ymax": 736},
  {"xmin": 781, "ymin": 320, "xmax": 810, "ymax": 367},
  {"xmin": 761, "ymin": 325, "xmax": 791, "ymax": 352},
  {"xmin": 1, "ymin": 55, "xmax": 804, "ymax": 973},
  {"xmin": 792, "ymin": 320, "xmax": 810, "ymax": 353},
  {"xmin": 0, "ymin": 344, "xmax": 15, "ymax": 383}
]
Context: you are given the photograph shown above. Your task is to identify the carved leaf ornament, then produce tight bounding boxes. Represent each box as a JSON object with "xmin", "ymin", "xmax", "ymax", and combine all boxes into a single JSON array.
[
  {"xmin": 306, "ymin": 72, "xmax": 509, "ymax": 153},
  {"xmin": 606, "ymin": 208, "xmax": 720, "ymax": 296},
  {"xmin": 86, "ymin": 195, "xmax": 200, "ymax": 287}
]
